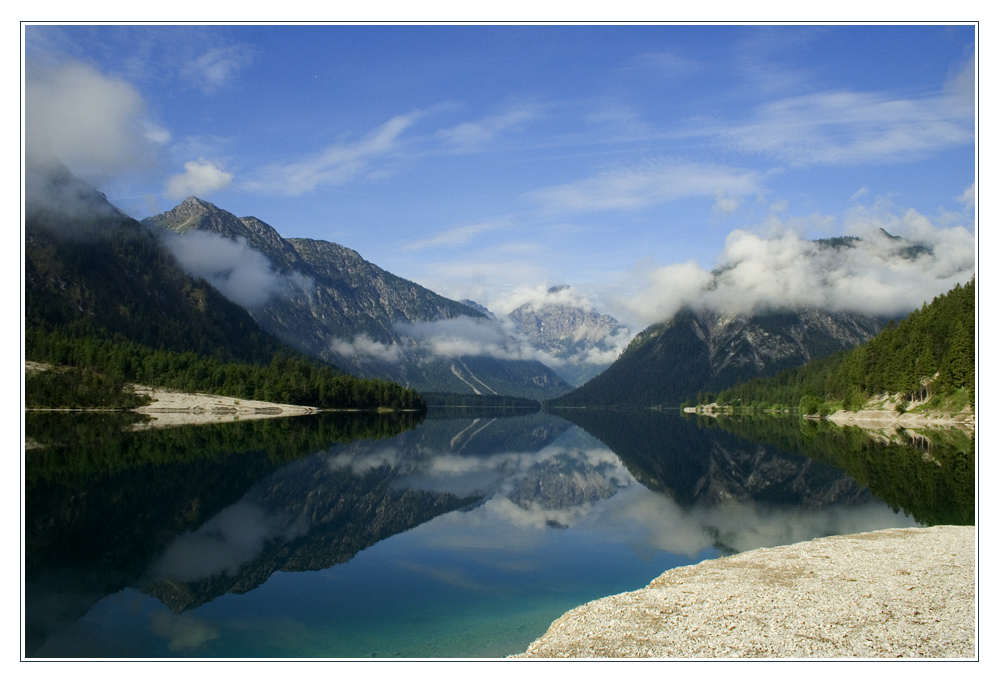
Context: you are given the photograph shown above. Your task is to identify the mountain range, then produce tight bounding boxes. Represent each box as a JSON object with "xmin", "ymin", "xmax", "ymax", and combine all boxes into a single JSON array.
[
  {"xmin": 28, "ymin": 162, "xmax": 946, "ymax": 408},
  {"xmin": 549, "ymin": 300, "xmax": 886, "ymax": 409},
  {"xmin": 143, "ymin": 197, "xmax": 576, "ymax": 400}
]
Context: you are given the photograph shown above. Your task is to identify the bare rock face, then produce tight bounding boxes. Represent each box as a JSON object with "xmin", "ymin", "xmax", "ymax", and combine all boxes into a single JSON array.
[
  {"xmin": 144, "ymin": 198, "xmax": 573, "ymax": 400},
  {"xmin": 550, "ymin": 305, "xmax": 885, "ymax": 407},
  {"xmin": 507, "ymin": 288, "xmax": 631, "ymax": 386}
]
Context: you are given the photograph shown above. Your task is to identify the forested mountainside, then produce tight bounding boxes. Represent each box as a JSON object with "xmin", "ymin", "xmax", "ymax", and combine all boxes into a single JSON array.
[
  {"xmin": 24, "ymin": 161, "xmax": 423, "ymax": 410},
  {"xmin": 144, "ymin": 197, "xmax": 572, "ymax": 400},
  {"xmin": 548, "ymin": 306, "xmax": 885, "ymax": 408},
  {"xmin": 714, "ymin": 278, "xmax": 975, "ymax": 414}
]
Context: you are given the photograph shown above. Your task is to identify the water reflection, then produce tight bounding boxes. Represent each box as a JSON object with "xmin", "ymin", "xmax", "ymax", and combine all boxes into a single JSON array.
[{"xmin": 24, "ymin": 408, "xmax": 971, "ymax": 658}]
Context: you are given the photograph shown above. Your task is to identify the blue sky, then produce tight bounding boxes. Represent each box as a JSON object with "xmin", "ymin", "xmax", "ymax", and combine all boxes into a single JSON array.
[{"xmin": 23, "ymin": 23, "xmax": 976, "ymax": 329}]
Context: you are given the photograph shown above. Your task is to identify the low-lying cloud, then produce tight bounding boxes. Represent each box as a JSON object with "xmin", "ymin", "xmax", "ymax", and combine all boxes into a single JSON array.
[
  {"xmin": 619, "ymin": 204, "xmax": 975, "ymax": 327},
  {"xmin": 329, "ymin": 284, "xmax": 635, "ymax": 373},
  {"xmin": 329, "ymin": 334, "xmax": 404, "ymax": 364},
  {"xmin": 401, "ymin": 317, "xmax": 535, "ymax": 362},
  {"xmin": 162, "ymin": 231, "xmax": 313, "ymax": 308}
]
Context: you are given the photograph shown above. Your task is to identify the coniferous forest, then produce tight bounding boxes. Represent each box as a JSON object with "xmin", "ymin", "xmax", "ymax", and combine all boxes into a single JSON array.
[
  {"xmin": 713, "ymin": 279, "xmax": 975, "ymax": 413},
  {"xmin": 24, "ymin": 164, "xmax": 424, "ymax": 411}
]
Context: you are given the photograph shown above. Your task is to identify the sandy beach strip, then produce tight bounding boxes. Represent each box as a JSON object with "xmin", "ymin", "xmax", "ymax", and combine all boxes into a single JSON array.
[
  {"xmin": 512, "ymin": 525, "xmax": 975, "ymax": 659},
  {"xmin": 132, "ymin": 385, "xmax": 317, "ymax": 428}
]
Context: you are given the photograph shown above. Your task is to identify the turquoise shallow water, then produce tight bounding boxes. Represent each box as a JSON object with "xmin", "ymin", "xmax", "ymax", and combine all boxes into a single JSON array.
[{"xmin": 26, "ymin": 410, "xmax": 954, "ymax": 659}]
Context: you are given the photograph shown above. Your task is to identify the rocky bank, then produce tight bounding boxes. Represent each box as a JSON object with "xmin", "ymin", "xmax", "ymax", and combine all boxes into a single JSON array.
[{"xmin": 513, "ymin": 525, "xmax": 975, "ymax": 659}]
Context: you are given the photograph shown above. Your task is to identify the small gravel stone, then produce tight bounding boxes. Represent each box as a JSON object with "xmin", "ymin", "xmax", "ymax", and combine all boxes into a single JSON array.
[{"xmin": 511, "ymin": 526, "xmax": 976, "ymax": 659}]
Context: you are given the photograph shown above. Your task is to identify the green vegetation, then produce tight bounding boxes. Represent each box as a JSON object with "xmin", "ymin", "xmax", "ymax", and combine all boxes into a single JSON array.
[
  {"xmin": 709, "ymin": 415, "xmax": 974, "ymax": 526},
  {"xmin": 25, "ymin": 410, "xmax": 422, "ymax": 486},
  {"xmin": 714, "ymin": 279, "xmax": 975, "ymax": 414},
  {"xmin": 25, "ymin": 176, "xmax": 424, "ymax": 412},
  {"xmin": 26, "ymin": 327, "xmax": 425, "ymax": 410},
  {"xmin": 26, "ymin": 365, "xmax": 152, "ymax": 409}
]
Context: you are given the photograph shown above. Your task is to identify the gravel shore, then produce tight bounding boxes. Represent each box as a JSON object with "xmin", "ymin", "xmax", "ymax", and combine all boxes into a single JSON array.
[
  {"xmin": 513, "ymin": 526, "xmax": 976, "ymax": 659},
  {"xmin": 132, "ymin": 385, "xmax": 317, "ymax": 428}
]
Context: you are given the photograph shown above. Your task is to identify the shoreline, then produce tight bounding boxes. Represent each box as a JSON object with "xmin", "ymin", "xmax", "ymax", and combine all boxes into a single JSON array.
[
  {"xmin": 684, "ymin": 403, "xmax": 974, "ymax": 432},
  {"xmin": 129, "ymin": 386, "xmax": 319, "ymax": 428},
  {"xmin": 821, "ymin": 408, "xmax": 975, "ymax": 431},
  {"xmin": 512, "ymin": 525, "xmax": 975, "ymax": 659}
]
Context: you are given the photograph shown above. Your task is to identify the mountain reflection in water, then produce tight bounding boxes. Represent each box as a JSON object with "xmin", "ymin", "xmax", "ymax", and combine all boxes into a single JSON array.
[{"xmin": 24, "ymin": 409, "xmax": 971, "ymax": 658}]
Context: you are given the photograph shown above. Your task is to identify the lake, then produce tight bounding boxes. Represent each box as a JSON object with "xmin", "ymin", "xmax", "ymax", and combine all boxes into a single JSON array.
[{"xmin": 24, "ymin": 408, "xmax": 974, "ymax": 659}]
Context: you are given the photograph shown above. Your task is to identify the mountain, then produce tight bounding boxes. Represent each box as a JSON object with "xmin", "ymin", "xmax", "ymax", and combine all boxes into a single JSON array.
[
  {"xmin": 144, "ymin": 198, "xmax": 573, "ymax": 400},
  {"xmin": 548, "ymin": 303, "xmax": 884, "ymax": 408},
  {"xmin": 24, "ymin": 162, "xmax": 424, "ymax": 410},
  {"xmin": 25, "ymin": 164, "xmax": 292, "ymax": 365},
  {"xmin": 506, "ymin": 286, "xmax": 631, "ymax": 386},
  {"xmin": 715, "ymin": 278, "xmax": 975, "ymax": 413}
]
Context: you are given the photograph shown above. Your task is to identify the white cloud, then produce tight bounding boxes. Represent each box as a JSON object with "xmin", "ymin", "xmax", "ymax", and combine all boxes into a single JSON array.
[
  {"xmin": 25, "ymin": 60, "xmax": 164, "ymax": 179},
  {"xmin": 527, "ymin": 160, "xmax": 762, "ymax": 214},
  {"xmin": 617, "ymin": 259, "xmax": 714, "ymax": 327},
  {"xmin": 619, "ymin": 204, "xmax": 974, "ymax": 327},
  {"xmin": 401, "ymin": 220, "xmax": 511, "ymax": 252},
  {"xmin": 166, "ymin": 158, "xmax": 233, "ymax": 199},
  {"xmin": 435, "ymin": 108, "xmax": 538, "ymax": 151},
  {"xmin": 958, "ymin": 184, "xmax": 975, "ymax": 211},
  {"xmin": 400, "ymin": 317, "xmax": 529, "ymax": 361},
  {"xmin": 181, "ymin": 45, "xmax": 254, "ymax": 93},
  {"xmin": 713, "ymin": 189, "xmax": 741, "ymax": 214},
  {"xmin": 329, "ymin": 335, "xmax": 403, "ymax": 363},
  {"xmin": 243, "ymin": 113, "xmax": 421, "ymax": 195},
  {"xmin": 492, "ymin": 283, "xmax": 598, "ymax": 317},
  {"xmin": 162, "ymin": 231, "xmax": 312, "ymax": 308},
  {"xmin": 723, "ymin": 88, "xmax": 973, "ymax": 167}
]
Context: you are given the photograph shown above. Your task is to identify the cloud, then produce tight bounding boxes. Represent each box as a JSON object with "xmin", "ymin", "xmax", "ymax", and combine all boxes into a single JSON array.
[
  {"xmin": 958, "ymin": 184, "xmax": 975, "ymax": 211},
  {"xmin": 162, "ymin": 231, "xmax": 313, "ymax": 308},
  {"xmin": 400, "ymin": 317, "xmax": 531, "ymax": 361},
  {"xmin": 617, "ymin": 259, "xmax": 714, "ymax": 327},
  {"xmin": 181, "ymin": 45, "xmax": 254, "ymax": 93},
  {"xmin": 25, "ymin": 60, "xmax": 165, "ymax": 179},
  {"xmin": 387, "ymin": 288, "xmax": 633, "ymax": 372},
  {"xmin": 243, "ymin": 113, "xmax": 421, "ymax": 195},
  {"xmin": 943, "ymin": 56, "xmax": 975, "ymax": 113},
  {"xmin": 723, "ymin": 87, "xmax": 973, "ymax": 166},
  {"xmin": 149, "ymin": 501, "xmax": 307, "ymax": 582},
  {"xmin": 329, "ymin": 334, "xmax": 404, "ymax": 363},
  {"xmin": 527, "ymin": 160, "xmax": 762, "ymax": 214},
  {"xmin": 401, "ymin": 220, "xmax": 511, "ymax": 252},
  {"xmin": 713, "ymin": 189, "xmax": 741, "ymax": 214},
  {"xmin": 435, "ymin": 108, "xmax": 538, "ymax": 151},
  {"xmin": 492, "ymin": 283, "xmax": 600, "ymax": 317},
  {"xmin": 166, "ymin": 158, "xmax": 233, "ymax": 198},
  {"xmin": 850, "ymin": 186, "xmax": 869, "ymax": 202},
  {"xmin": 619, "ymin": 203, "xmax": 974, "ymax": 326}
]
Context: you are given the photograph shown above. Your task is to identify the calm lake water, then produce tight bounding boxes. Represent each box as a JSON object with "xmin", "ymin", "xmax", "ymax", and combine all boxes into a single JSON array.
[{"xmin": 24, "ymin": 408, "xmax": 974, "ymax": 659}]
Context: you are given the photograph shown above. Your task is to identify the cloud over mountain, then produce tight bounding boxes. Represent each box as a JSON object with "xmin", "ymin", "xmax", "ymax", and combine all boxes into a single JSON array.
[
  {"xmin": 162, "ymin": 230, "xmax": 312, "ymax": 309},
  {"xmin": 619, "ymin": 206, "xmax": 974, "ymax": 327}
]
